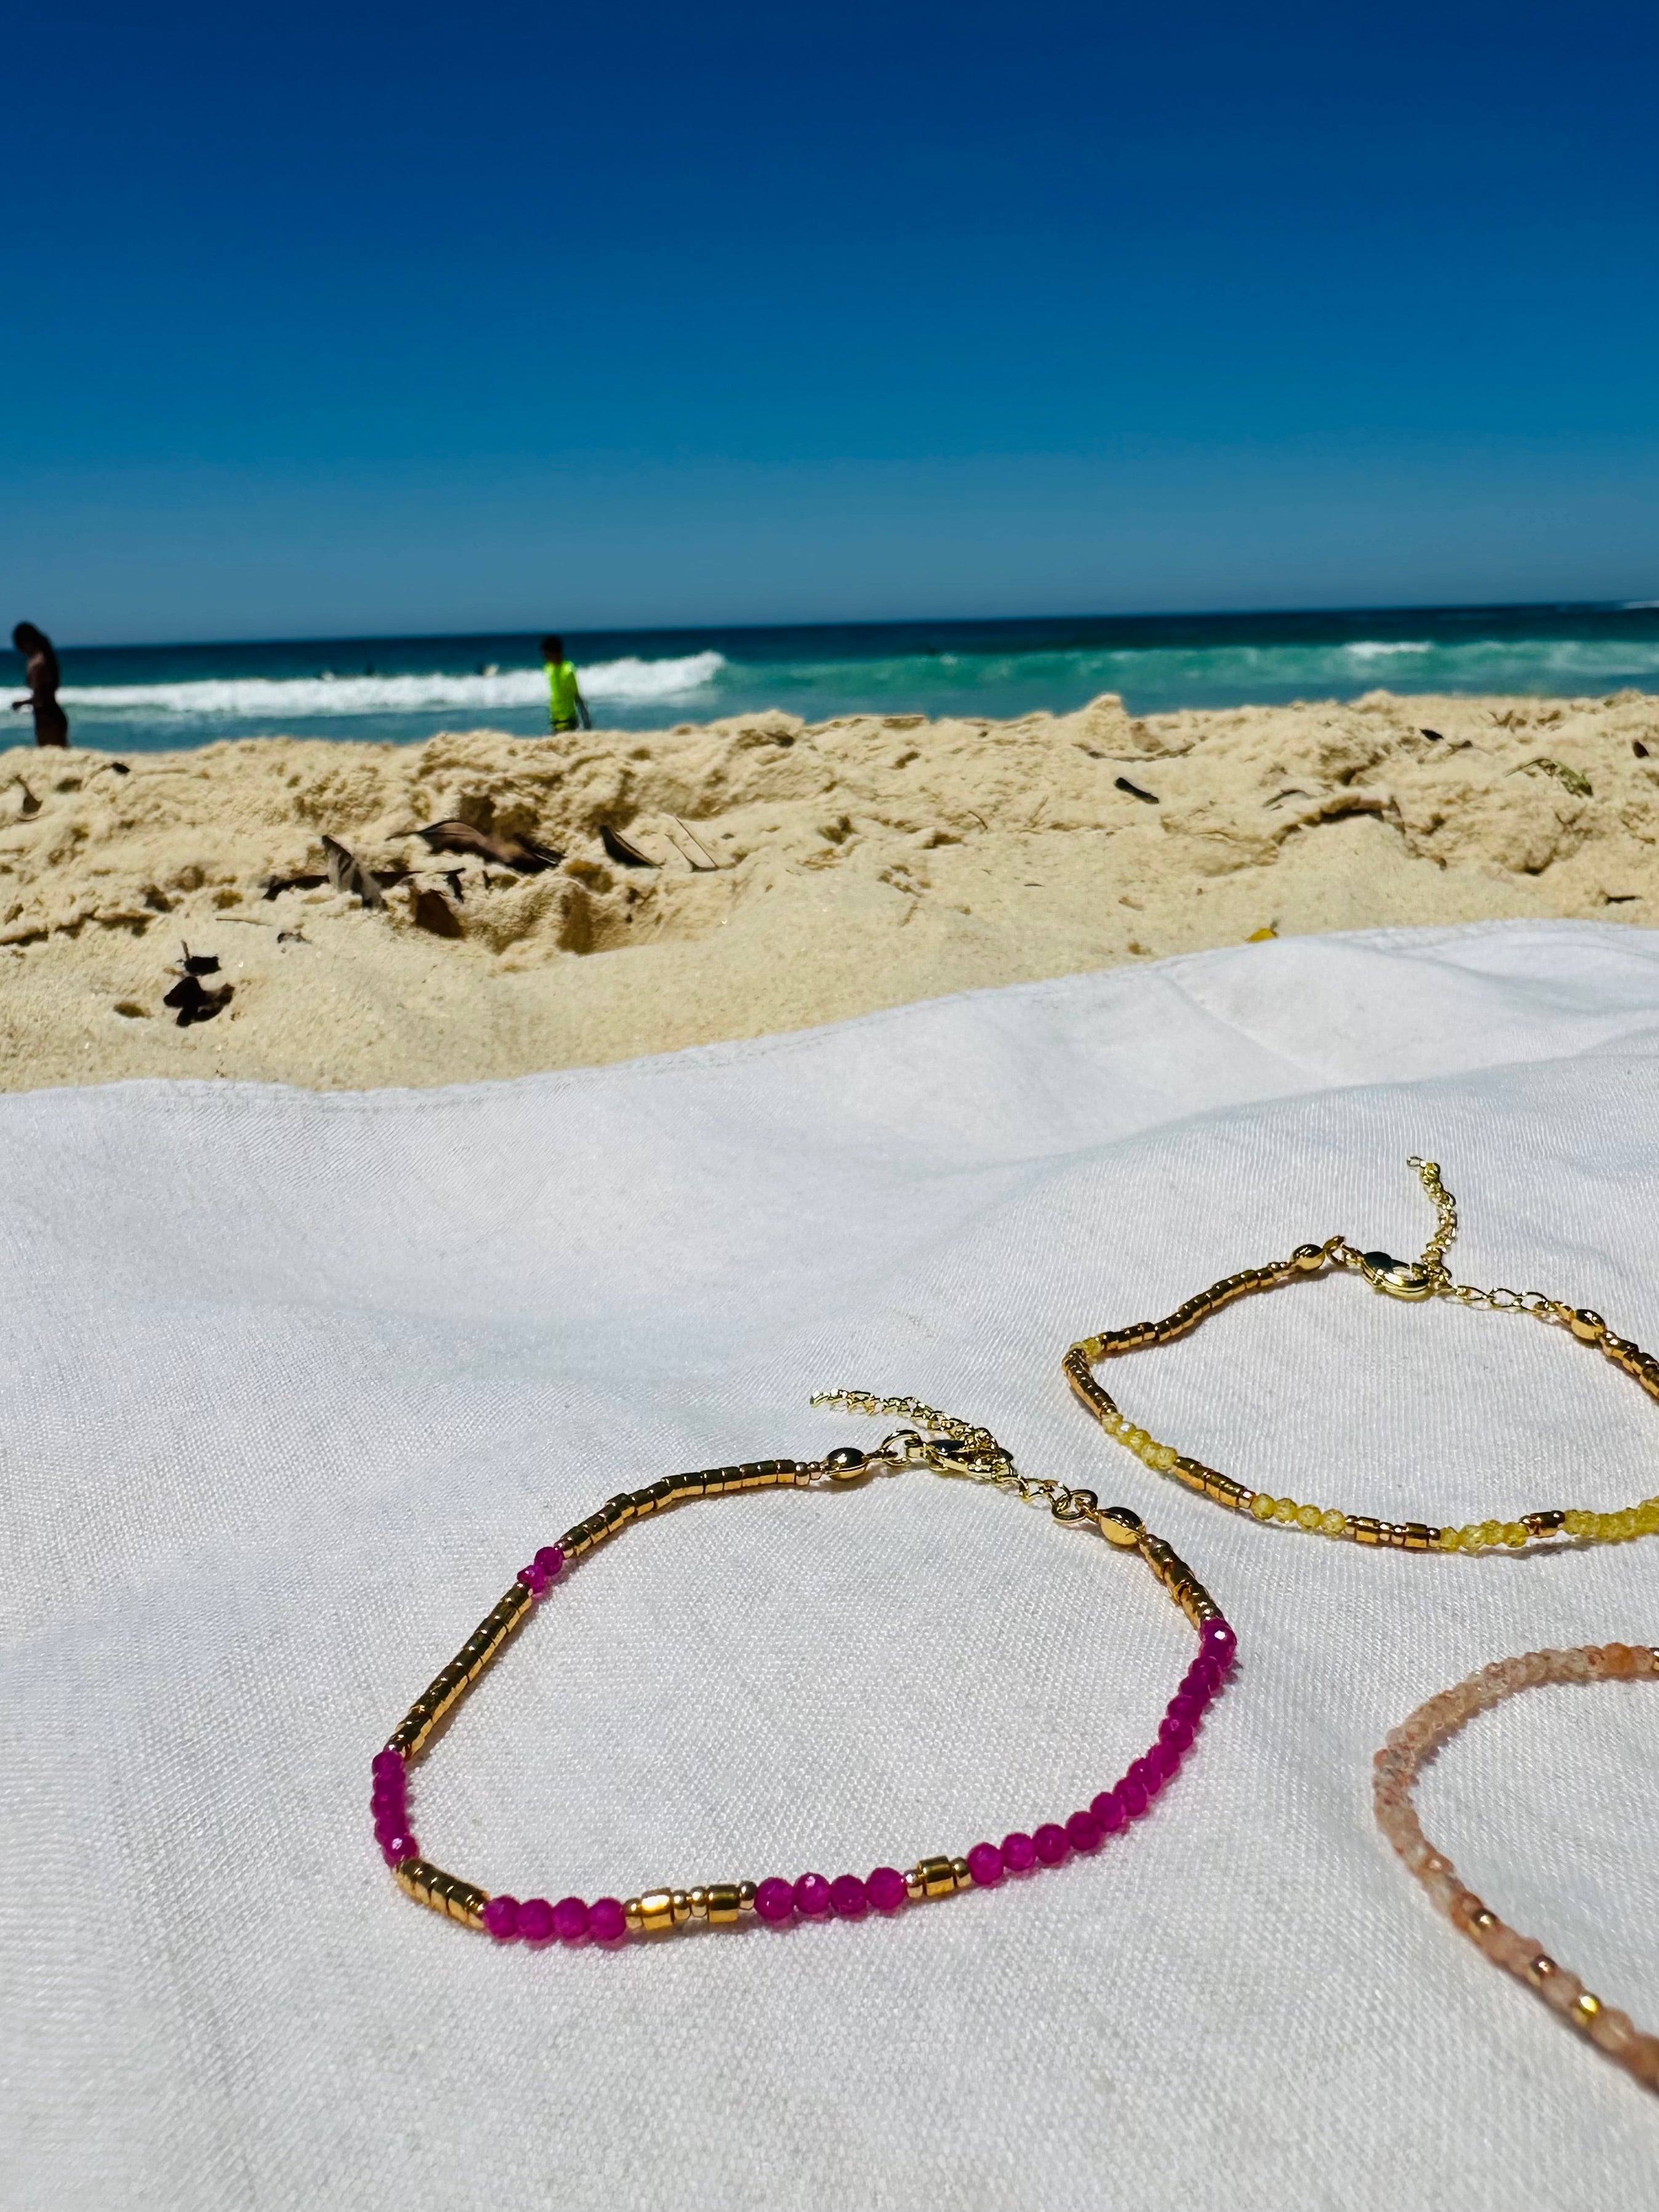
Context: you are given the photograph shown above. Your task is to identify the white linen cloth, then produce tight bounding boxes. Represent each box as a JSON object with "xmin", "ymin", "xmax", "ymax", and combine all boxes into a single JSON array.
[{"xmin": 4, "ymin": 917, "xmax": 1657, "ymax": 2212}]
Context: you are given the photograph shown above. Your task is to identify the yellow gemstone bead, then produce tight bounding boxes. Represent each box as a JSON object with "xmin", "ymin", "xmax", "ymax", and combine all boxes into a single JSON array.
[
  {"xmin": 1461, "ymin": 1524, "xmax": 1484, "ymax": 1549},
  {"xmin": 1501, "ymin": 1522, "xmax": 1527, "ymax": 1547},
  {"xmin": 1321, "ymin": 1509, "xmax": 1348, "ymax": 1538},
  {"xmin": 1273, "ymin": 1497, "xmax": 1298, "ymax": 1524},
  {"xmin": 1637, "ymin": 1502, "xmax": 1659, "ymax": 1533},
  {"xmin": 1563, "ymin": 1511, "xmax": 1589, "ymax": 1537},
  {"xmin": 1437, "ymin": 1526, "xmax": 1462, "ymax": 1551},
  {"xmin": 1250, "ymin": 1493, "xmax": 1276, "ymax": 1521},
  {"xmin": 1477, "ymin": 1521, "xmax": 1501, "ymax": 1549},
  {"xmin": 1156, "ymin": 1444, "xmax": 1178, "ymax": 1470},
  {"xmin": 1296, "ymin": 1504, "xmax": 1321, "ymax": 1531},
  {"xmin": 1124, "ymin": 1426, "xmax": 1146, "ymax": 1451}
]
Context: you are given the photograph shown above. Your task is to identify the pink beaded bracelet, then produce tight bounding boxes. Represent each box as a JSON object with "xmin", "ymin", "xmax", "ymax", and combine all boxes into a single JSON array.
[
  {"xmin": 372, "ymin": 1393, "xmax": 1235, "ymax": 1946},
  {"xmin": 1375, "ymin": 1642, "xmax": 1659, "ymax": 2093}
]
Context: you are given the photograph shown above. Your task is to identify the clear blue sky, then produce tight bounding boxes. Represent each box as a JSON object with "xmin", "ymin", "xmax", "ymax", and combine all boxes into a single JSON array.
[{"xmin": 7, "ymin": 0, "xmax": 1658, "ymax": 642}]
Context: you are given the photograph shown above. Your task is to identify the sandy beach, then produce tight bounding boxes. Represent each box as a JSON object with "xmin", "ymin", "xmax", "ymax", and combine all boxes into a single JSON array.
[{"xmin": 3, "ymin": 686, "xmax": 1656, "ymax": 1092}]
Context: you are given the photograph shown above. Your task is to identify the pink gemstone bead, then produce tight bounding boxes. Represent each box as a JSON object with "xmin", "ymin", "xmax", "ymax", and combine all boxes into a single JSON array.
[
  {"xmin": 1167, "ymin": 1692, "xmax": 1202, "ymax": 1727},
  {"xmin": 1187, "ymin": 1658, "xmax": 1223, "ymax": 1701},
  {"xmin": 533, "ymin": 1545, "xmax": 564, "ymax": 1580},
  {"xmin": 379, "ymin": 1831, "xmax": 418, "ymax": 1865},
  {"xmin": 371, "ymin": 1749, "xmax": 404, "ymax": 1783},
  {"xmin": 1142, "ymin": 1744, "xmax": 1172, "ymax": 1786},
  {"xmin": 371, "ymin": 1791, "xmax": 404, "ymax": 1824},
  {"xmin": 754, "ymin": 1877, "xmax": 795, "ymax": 1924},
  {"xmin": 829, "ymin": 1874, "xmax": 869, "ymax": 1919},
  {"xmin": 1160, "ymin": 1715, "xmax": 1196, "ymax": 1754},
  {"xmin": 794, "ymin": 1873, "xmax": 834, "ymax": 1919},
  {"xmin": 481, "ymin": 1895, "xmax": 520, "ymax": 1941},
  {"xmin": 374, "ymin": 1811, "xmax": 407, "ymax": 1848},
  {"xmin": 1119, "ymin": 1778, "xmax": 1148, "ymax": 1818},
  {"xmin": 517, "ymin": 1563, "xmax": 548, "ymax": 1597},
  {"xmin": 588, "ymin": 1897, "xmax": 626, "ymax": 1944},
  {"xmin": 966, "ymin": 1842, "xmax": 1004, "ymax": 1887},
  {"xmin": 1033, "ymin": 1823, "xmax": 1069, "ymax": 1866},
  {"xmin": 1201, "ymin": 1618, "xmax": 1236, "ymax": 1663},
  {"xmin": 866, "ymin": 1866, "xmax": 908, "ymax": 1914},
  {"xmin": 517, "ymin": 1898, "xmax": 554, "ymax": 1945},
  {"xmin": 1090, "ymin": 1789, "xmax": 1126, "ymax": 1832},
  {"xmin": 552, "ymin": 1896, "xmax": 590, "ymax": 1944},
  {"xmin": 1066, "ymin": 1809, "xmax": 1103, "ymax": 1854},
  {"xmin": 1002, "ymin": 1831, "xmax": 1037, "ymax": 1873}
]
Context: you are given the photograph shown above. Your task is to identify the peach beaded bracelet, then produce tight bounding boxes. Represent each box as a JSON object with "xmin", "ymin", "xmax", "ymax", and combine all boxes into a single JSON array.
[
  {"xmin": 1375, "ymin": 1642, "xmax": 1658, "ymax": 2093},
  {"xmin": 1065, "ymin": 1155, "xmax": 1659, "ymax": 1555},
  {"xmin": 371, "ymin": 1395, "xmax": 1236, "ymax": 1946}
]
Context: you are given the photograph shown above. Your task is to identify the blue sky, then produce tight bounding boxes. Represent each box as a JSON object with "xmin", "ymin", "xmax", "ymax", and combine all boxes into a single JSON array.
[{"xmin": 7, "ymin": 0, "xmax": 1658, "ymax": 641}]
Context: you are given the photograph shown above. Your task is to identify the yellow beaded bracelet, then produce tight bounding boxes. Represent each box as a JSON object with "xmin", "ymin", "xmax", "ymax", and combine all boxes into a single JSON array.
[{"xmin": 1064, "ymin": 1156, "xmax": 1659, "ymax": 1555}]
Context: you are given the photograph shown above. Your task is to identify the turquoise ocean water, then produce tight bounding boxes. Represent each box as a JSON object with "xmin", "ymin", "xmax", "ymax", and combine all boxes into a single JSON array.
[{"xmin": 12, "ymin": 604, "xmax": 1659, "ymax": 753}]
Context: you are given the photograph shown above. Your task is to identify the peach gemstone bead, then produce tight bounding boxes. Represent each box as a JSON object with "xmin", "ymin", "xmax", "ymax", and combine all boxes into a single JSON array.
[{"xmin": 1375, "ymin": 1641, "xmax": 1657, "ymax": 2098}]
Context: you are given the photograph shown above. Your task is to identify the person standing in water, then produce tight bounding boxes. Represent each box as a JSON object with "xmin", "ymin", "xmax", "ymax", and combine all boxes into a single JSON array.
[
  {"xmin": 10, "ymin": 623, "xmax": 69, "ymax": 746},
  {"xmin": 540, "ymin": 635, "xmax": 591, "ymax": 733}
]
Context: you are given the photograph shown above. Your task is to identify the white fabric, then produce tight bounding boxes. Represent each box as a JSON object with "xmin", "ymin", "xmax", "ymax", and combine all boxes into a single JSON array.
[{"xmin": 4, "ymin": 917, "xmax": 1658, "ymax": 2211}]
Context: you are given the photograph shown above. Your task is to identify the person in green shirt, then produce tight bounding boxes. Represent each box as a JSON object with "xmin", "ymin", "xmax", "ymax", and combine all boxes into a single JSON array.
[{"xmin": 540, "ymin": 636, "xmax": 591, "ymax": 733}]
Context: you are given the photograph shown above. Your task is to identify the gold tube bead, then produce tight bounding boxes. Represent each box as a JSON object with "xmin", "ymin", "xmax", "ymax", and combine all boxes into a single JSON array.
[
  {"xmin": 1207, "ymin": 1474, "xmax": 1250, "ymax": 1508},
  {"xmin": 623, "ymin": 1897, "xmax": 644, "ymax": 1932},
  {"xmin": 1172, "ymin": 1456, "xmax": 1210, "ymax": 1493},
  {"xmin": 1401, "ymin": 1523, "xmax": 1435, "ymax": 1552},
  {"xmin": 1351, "ymin": 1516, "xmax": 1385, "ymax": 1547},
  {"xmin": 706, "ymin": 1883, "xmax": 742, "ymax": 1925},
  {"xmin": 916, "ymin": 1856, "xmax": 957, "ymax": 1899},
  {"xmin": 687, "ymin": 1888, "xmax": 710, "ymax": 1920},
  {"xmin": 634, "ymin": 1890, "xmax": 678, "ymax": 1935},
  {"xmin": 393, "ymin": 1858, "xmax": 487, "ymax": 1931},
  {"xmin": 603, "ymin": 1495, "xmax": 635, "ymax": 1528},
  {"xmin": 628, "ymin": 1487, "xmax": 658, "ymax": 1519},
  {"xmin": 904, "ymin": 1866, "xmax": 925, "ymax": 1900}
]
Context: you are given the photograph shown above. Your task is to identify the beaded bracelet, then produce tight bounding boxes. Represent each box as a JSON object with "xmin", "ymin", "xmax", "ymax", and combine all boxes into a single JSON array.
[
  {"xmin": 1375, "ymin": 1643, "xmax": 1659, "ymax": 2093},
  {"xmin": 371, "ymin": 1394, "xmax": 1236, "ymax": 1946},
  {"xmin": 1065, "ymin": 1156, "xmax": 1659, "ymax": 1555}
]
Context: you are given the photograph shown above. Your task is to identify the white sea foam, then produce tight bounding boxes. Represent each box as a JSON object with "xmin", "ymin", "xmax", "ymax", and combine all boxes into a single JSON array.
[
  {"xmin": 60, "ymin": 652, "xmax": 726, "ymax": 721},
  {"xmin": 1342, "ymin": 641, "xmax": 1433, "ymax": 659}
]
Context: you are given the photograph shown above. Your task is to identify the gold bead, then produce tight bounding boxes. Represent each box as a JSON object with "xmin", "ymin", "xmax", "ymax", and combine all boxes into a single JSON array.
[
  {"xmin": 671, "ymin": 1891, "xmax": 692, "ymax": 1925},
  {"xmin": 1292, "ymin": 1243, "xmax": 1325, "ymax": 1272},
  {"xmin": 1097, "ymin": 1506, "xmax": 1142, "ymax": 1547},
  {"xmin": 916, "ymin": 1856, "xmax": 957, "ymax": 1899},
  {"xmin": 706, "ymin": 1884, "xmax": 743, "ymax": 1925},
  {"xmin": 904, "ymin": 1867, "xmax": 925, "ymax": 1900},
  {"xmin": 737, "ymin": 1881, "xmax": 758, "ymax": 1912},
  {"xmin": 1572, "ymin": 1992, "xmax": 1603, "ymax": 2029},
  {"xmin": 951, "ymin": 1857, "xmax": 970, "ymax": 1890},
  {"xmin": 634, "ymin": 1890, "xmax": 678, "ymax": 1934},
  {"xmin": 624, "ymin": 1897, "xmax": 644, "ymax": 1932},
  {"xmin": 1526, "ymin": 1954, "xmax": 1557, "ymax": 1987},
  {"xmin": 1569, "ymin": 1308, "xmax": 1606, "ymax": 1342},
  {"xmin": 687, "ymin": 1888, "xmax": 710, "ymax": 1920}
]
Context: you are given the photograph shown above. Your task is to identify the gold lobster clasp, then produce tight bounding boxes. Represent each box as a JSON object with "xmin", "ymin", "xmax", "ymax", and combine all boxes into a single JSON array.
[{"xmin": 1357, "ymin": 1250, "xmax": 1435, "ymax": 1301}]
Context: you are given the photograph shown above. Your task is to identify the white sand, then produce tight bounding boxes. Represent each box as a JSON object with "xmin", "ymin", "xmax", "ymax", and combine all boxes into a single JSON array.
[{"xmin": 3, "ymin": 688, "xmax": 1655, "ymax": 1091}]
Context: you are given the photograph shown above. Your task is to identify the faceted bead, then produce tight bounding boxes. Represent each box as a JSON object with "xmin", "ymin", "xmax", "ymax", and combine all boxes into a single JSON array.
[
  {"xmin": 1604, "ymin": 1643, "xmax": 1637, "ymax": 1677},
  {"xmin": 588, "ymin": 1896, "xmax": 627, "ymax": 1943},
  {"xmin": 552, "ymin": 1896, "xmax": 590, "ymax": 1944},
  {"xmin": 1090, "ymin": 1789, "xmax": 1127, "ymax": 1832},
  {"xmin": 1001, "ymin": 1831, "xmax": 1037, "ymax": 1872},
  {"xmin": 1033, "ymin": 1823, "xmax": 1070, "ymax": 1866},
  {"xmin": 1501, "ymin": 1523, "xmax": 1527, "ymax": 1547},
  {"xmin": 1437, "ymin": 1526, "xmax": 1462, "ymax": 1551},
  {"xmin": 1296, "ymin": 1504, "xmax": 1321, "ymax": 1531},
  {"xmin": 1201, "ymin": 1618, "xmax": 1236, "ymax": 1660},
  {"xmin": 1273, "ymin": 1497, "xmax": 1298, "ymax": 1523},
  {"xmin": 517, "ymin": 1898, "xmax": 554, "ymax": 1944},
  {"xmin": 966, "ymin": 1842, "xmax": 1004, "ymax": 1887},
  {"xmin": 830, "ymin": 1874, "xmax": 869, "ymax": 1919},
  {"xmin": 1167, "ymin": 1691, "xmax": 1202, "ymax": 1727},
  {"xmin": 1119, "ymin": 1778, "xmax": 1149, "ymax": 1818},
  {"xmin": 533, "ymin": 1544, "xmax": 564, "ymax": 1581},
  {"xmin": 481, "ymin": 1895, "xmax": 521, "ymax": 1941},
  {"xmin": 517, "ymin": 1563, "xmax": 548, "ymax": 1597},
  {"xmin": 1320, "ymin": 1509, "xmax": 1347, "ymax": 1538},
  {"xmin": 794, "ymin": 1873, "xmax": 834, "ymax": 1919},
  {"xmin": 379, "ymin": 1832, "xmax": 418, "ymax": 1865},
  {"xmin": 371, "ymin": 1791, "xmax": 404, "ymax": 1826},
  {"xmin": 866, "ymin": 1866, "xmax": 908, "ymax": 1914},
  {"xmin": 754, "ymin": 1877, "xmax": 795, "ymax": 1924},
  {"xmin": 1249, "ymin": 1493, "xmax": 1276, "ymax": 1520},
  {"xmin": 1066, "ymin": 1810, "xmax": 1103, "ymax": 1854},
  {"xmin": 371, "ymin": 1750, "xmax": 404, "ymax": 1784},
  {"xmin": 374, "ymin": 1810, "xmax": 407, "ymax": 1847},
  {"xmin": 1159, "ymin": 1715, "xmax": 1195, "ymax": 1754}
]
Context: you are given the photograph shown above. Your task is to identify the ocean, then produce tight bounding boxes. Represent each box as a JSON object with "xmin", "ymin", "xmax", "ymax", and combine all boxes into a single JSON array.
[{"xmin": 20, "ymin": 602, "xmax": 1659, "ymax": 753}]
